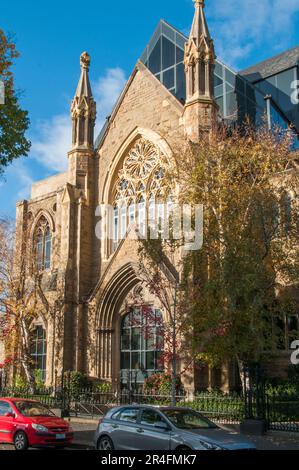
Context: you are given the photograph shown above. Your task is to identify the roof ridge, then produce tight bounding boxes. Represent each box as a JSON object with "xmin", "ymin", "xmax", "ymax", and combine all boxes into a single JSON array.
[{"xmin": 240, "ymin": 44, "xmax": 299, "ymax": 77}]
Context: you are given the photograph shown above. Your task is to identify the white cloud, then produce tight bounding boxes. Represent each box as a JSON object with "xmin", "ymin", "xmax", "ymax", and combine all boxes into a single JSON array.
[
  {"xmin": 31, "ymin": 67, "xmax": 127, "ymax": 172},
  {"xmin": 0, "ymin": 160, "xmax": 34, "ymax": 214},
  {"xmin": 31, "ymin": 114, "xmax": 71, "ymax": 172},
  {"xmin": 93, "ymin": 67, "xmax": 127, "ymax": 135},
  {"xmin": 208, "ymin": 0, "xmax": 299, "ymax": 68},
  {"xmin": 14, "ymin": 161, "xmax": 35, "ymax": 200}
]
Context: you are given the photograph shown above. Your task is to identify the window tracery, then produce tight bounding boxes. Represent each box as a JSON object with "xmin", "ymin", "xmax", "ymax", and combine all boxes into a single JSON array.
[
  {"xmin": 111, "ymin": 138, "xmax": 170, "ymax": 253},
  {"xmin": 33, "ymin": 216, "xmax": 52, "ymax": 271}
]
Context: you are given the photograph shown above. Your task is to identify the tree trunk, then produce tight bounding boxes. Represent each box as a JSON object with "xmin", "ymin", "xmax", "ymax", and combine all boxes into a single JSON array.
[
  {"xmin": 20, "ymin": 317, "xmax": 36, "ymax": 393},
  {"xmin": 20, "ymin": 357, "xmax": 36, "ymax": 394},
  {"xmin": 236, "ymin": 357, "xmax": 247, "ymax": 394}
]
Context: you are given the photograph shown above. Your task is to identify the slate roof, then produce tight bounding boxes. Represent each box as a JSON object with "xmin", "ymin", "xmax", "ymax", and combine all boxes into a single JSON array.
[{"xmin": 240, "ymin": 46, "xmax": 299, "ymax": 83}]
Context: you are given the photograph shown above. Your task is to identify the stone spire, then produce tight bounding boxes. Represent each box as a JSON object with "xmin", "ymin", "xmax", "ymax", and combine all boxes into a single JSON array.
[
  {"xmin": 183, "ymin": 0, "xmax": 218, "ymax": 140},
  {"xmin": 71, "ymin": 52, "xmax": 96, "ymax": 149}
]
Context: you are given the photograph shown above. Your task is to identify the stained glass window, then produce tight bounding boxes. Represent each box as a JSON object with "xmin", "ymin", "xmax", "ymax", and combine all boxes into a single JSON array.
[{"xmin": 34, "ymin": 216, "xmax": 52, "ymax": 271}]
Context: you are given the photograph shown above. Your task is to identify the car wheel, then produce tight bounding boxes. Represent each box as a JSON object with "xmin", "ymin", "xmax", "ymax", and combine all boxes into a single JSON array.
[
  {"xmin": 97, "ymin": 436, "xmax": 114, "ymax": 450},
  {"xmin": 14, "ymin": 431, "xmax": 29, "ymax": 451}
]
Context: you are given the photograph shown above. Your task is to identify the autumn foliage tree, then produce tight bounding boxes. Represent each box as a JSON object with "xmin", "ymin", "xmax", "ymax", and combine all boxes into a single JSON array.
[
  {"xmin": 174, "ymin": 125, "xmax": 299, "ymax": 384},
  {"xmin": 137, "ymin": 124, "xmax": 299, "ymax": 391},
  {"xmin": 0, "ymin": 219, "xmax": 64, "ymax": 391},
  {"xmin": 0, "ymin": 30, "xmax": 30, "ymax": 175},
  {"xmin": 135, "ymin": 235, "xmax": 196, "ymax": 402}
]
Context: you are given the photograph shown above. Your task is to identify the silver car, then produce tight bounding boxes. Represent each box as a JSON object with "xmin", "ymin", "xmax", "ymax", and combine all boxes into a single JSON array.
[{"xmin": 94, "ymin": 405, "xmax": 256, "ymax": 451}]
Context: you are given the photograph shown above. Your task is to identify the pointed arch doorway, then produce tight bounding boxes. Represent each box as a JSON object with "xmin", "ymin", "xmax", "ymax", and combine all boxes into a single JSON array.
[{"xmin": 95, "ymin": 264, "xmax": 164, "ymax": 389}]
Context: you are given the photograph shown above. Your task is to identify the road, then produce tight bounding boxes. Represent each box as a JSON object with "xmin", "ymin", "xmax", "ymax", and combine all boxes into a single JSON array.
[{"xmin": 1, "ymin": 420, "xmax": 299, "ymax": 450}]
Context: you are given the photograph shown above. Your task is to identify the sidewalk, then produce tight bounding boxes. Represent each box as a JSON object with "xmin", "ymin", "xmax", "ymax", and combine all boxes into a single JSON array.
[
  {"xmin": 244, "ymin": 431, "xmax": 299, "ymax": 450},
  {"xmin": 70, "ymin": 419, "xmax": 98, "ymax": 449}
]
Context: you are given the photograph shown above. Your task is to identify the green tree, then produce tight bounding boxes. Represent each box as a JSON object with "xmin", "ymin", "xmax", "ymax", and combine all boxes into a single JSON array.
[
  {"xmin": 0, "ymin": 30, "xmax": 30, "ymax": 176},
  {"xmin": 176, "ymin": 125, "xmax": 299, "ymax": 385}
]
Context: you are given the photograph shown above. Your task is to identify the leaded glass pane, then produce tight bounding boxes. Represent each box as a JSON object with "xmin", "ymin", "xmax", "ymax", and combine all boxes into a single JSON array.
[
  {"xmin": 121, "ymin": 352, "xmax": 130, "ymax": 369},
  {"xmin": 131, "ymin": 328, "xmax": 141, "ymax": 350},
  {"xmin": 148, "ymin": 37, "xmax": 161, "ymax": 74},
  {"xmin": 146, "ymin": 351, "xmax": 155, "ymax": 370},
  {"xmin": 30, "ymin": 327, "xmax": 47, "ymax": 382},
  {"xmin": 120, "ymin": 308, "xmax": 164, "ymax": 385},
  {"xmin": 176, "ymin": 46, "xmax": 184, "ymax": 63},
  {"xmin": 162, "ymin": 36, "xmax": 175, "ymax": 70},
  {"xmin": 214, "ymin": 75, "xmax": 223, "ymax": 87},
  {"xmin": 226, "ymin": 91, "xmax": 237, "ymax": 117},
  {"xmin": 175, "ymin": 63, "xmax": 185, "ymax": 102},
  {"xmin": 163, "ymin": 67, "xmax": 175, "ymax": 89},
  {"xmin": 121, "ymin": 330, "xmax": 130, "ymax": 350},
  {"xmin": 131, "ymin": 352, "xmax": 140, "ymax": 370}
]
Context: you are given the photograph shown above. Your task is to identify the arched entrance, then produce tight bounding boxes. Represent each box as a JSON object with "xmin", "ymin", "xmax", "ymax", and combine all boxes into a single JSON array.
[{"xmin": 95, "ymin": 264, "xmax": 165, "ymax": 388}]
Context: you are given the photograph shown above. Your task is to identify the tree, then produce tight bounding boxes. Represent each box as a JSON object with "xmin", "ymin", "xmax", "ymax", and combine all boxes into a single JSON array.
[
  {"xmin": 0, "ymin": 218, "xmax": 65, "ymax": 392},
  {"xmin": 174, "ymin": 125, "xmax": 299, "ymax": 386},
  {"xmin": 0, "ymin": 30, "xmax": 30, "ymax": 176},
  {"xmin": 136, "ymin": 236, "xmax": 194, "ymax": 404}
]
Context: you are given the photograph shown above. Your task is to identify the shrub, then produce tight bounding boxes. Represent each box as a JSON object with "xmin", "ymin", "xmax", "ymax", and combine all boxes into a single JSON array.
[
  {"xmin": 287, "ymin": 365, "xmax": 299, "ymax": 387},
  {"xmin": 62, "ymin": 371, "xmax": 91, "ymax": 399},
  {"xmin": 94, "ymin": 382, "xmax": 112, "ymax": 393},
  {"xmin": 34, "ymin": 369, "xmax": 45, "ymax": 391},
  {"xmin": 13, "ymin": 374, "xmax": 28, "ymax": 391},
  {"xmin": 144, "ymin": 373, "xmax": 182, "ymax": 394}
]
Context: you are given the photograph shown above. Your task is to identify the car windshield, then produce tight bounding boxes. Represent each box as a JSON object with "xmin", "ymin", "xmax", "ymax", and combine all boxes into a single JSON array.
[
  {"xmin": 163, "ymin": 409, "xmax": 218, "ymax": 430},
  {"xmin": 14, "ymin": 401, "xmax": 55, "ymax": 417}
]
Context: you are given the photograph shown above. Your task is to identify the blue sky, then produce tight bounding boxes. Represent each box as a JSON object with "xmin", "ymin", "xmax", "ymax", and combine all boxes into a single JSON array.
[{"xmin": 1, "ymin": 0, "xmax": 299, "ymax": 218}]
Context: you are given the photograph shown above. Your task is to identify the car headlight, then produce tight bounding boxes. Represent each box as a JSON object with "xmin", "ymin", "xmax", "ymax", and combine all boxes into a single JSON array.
[
  {"xmin": 198, "ymin": 440, "xmax": 223, "ymax": 450},
  {"xmin": 32, "ymin": 424, "xmax": 49, "ymax": 433}
]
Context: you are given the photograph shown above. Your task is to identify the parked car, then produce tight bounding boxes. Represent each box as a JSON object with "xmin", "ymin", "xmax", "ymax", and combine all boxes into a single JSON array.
[
  {"xmin": 0, "ymin": 398, "xmax": 73, "ymax": 450},
  {"xmin": 94, "ymin": 405, "xmax": 256, "ymax": 451}
]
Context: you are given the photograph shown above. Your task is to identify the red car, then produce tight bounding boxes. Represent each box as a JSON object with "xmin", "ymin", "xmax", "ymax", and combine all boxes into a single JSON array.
[{"xmin": 0, "ymin": 398, "xmax": 73, "ymax": 450}]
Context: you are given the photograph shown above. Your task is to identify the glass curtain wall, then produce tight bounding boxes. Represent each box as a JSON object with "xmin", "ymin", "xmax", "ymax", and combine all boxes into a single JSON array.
[{"xmin": 139, "ymin": 20, "xmax": 298, "ymax": 137}]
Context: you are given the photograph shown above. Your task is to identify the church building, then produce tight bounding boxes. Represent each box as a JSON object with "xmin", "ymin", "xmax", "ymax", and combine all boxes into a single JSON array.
[{"xmin": 13, "ymin": 0, "xmax": 299, "ymax": 392}]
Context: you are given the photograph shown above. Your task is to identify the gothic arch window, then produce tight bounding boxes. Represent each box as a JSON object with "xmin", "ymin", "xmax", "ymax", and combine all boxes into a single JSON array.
[
  {"xmin": 34, "ymin": 216, "xmax": 52, "ymax": 271},
  {"xmin": 110, "ymin": 138, "xmax": 170, "ymax": 254},
  {"xmin": 120, "ymin": 307, "xmax": 164, "ymax": 387},
  {"xmin": 30, "ymin": 325, "xmax": 47, "ymax": 382}
]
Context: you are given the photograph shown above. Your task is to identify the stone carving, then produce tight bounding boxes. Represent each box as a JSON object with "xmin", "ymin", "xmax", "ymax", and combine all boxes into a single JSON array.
[{"xmin": 80, "ymin": 51, "xmax": 91, "ymax": 69}]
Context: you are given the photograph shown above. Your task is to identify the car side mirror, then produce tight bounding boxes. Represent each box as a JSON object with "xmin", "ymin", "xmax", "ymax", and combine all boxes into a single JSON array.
[
  {"xmin": 5, "ymin": 412, "xmax": 15, "ymax": 419},
  {"xmin": 154, "ymin": 422, "xmax": 169, "ymax": 431}
]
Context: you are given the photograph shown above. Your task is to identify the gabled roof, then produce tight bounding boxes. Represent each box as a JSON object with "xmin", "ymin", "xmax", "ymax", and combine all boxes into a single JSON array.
[
  {"xmin": 240, "ymin": 45, "xmax": 299, "ymax": 83},
  {"xmin": 95, "ymin": 61, "xmax": 183, "ymax": 150}
]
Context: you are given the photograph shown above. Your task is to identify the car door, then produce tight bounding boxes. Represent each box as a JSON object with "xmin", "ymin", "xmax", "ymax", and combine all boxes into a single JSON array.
[
  {"xmin": 135, "ymin": 408, "xmax": 172, "ymax": 450},
  {"xmin": 109, "ymin": 407, "xmax": 141, "ymax": 450},
  {"xmin": 0, "ymin": 400, "xmax": 16, "ymax": 443}
]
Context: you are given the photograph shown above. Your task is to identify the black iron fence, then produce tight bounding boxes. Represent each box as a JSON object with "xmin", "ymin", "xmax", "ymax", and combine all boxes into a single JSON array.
[
  {"xmin": 0, "ymin": 384, "xmax": 298, "ymax": 431},
  {"xmin": 0, "ymin": 386, "xmax": 243, "ymax": 423},
  {"xmin": 188, "ymin": 394, "xmax": 245, "ymax": 424},
  {"xmin": 266, "ymin": 394, "xmax": 299, "ymax": 432}
]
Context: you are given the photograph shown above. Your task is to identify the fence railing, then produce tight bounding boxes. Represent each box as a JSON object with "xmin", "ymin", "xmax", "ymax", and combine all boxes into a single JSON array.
[
  {"xmin": 0, "ymin": 386, "xmax": 244, "ymax": 423},
  {"xmin": 1, "ymin": 385, "xmax": 299, "ymax": 431},
  {"xmin": 266, "ymin": 394, "xmax": 299, "ymax": 432}
]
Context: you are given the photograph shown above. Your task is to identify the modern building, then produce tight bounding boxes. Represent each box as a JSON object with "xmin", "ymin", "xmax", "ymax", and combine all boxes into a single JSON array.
[{"xmin": 11, "ymin": 0, "xmax": 299, "ymax": 392}]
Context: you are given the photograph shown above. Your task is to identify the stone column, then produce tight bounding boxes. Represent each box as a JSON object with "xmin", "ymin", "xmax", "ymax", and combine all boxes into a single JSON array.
[{"xmin": 98, "ymin": 329, "xmax": 114, "ymax": 381}]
